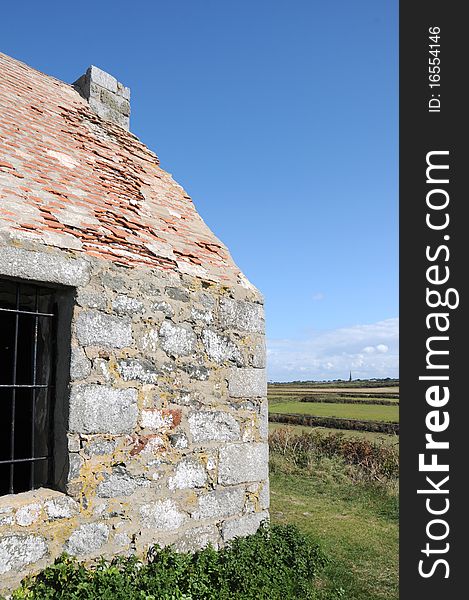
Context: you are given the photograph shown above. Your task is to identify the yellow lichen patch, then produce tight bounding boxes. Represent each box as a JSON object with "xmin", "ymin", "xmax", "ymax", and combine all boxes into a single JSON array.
[
  {"xmin": 46, "ymin": 514, "xmax": 80, "ymax": 545},
  {"xmin": 76, "ymin": 458, "xmax": 108, "ymax": 514},
  {"xmin": 107, "ymin": 355, "xmax": 121, "ymax": 379},
  {"xmin": 158, "ymin": 390, "xmax": 171, "ymax": 407},
  {"xmin": 183, "ymin": 490, "xmax": 199, "ymax": 510},
  {"xmin": 246, "ymin": 489, "xmax": 260, "ymax": 513}
]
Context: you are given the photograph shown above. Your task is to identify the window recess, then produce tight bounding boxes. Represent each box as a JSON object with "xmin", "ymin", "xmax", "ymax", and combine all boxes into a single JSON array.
[{"xmin": 0, "ymin": 279, "xmax": 58, "ymax": 495}]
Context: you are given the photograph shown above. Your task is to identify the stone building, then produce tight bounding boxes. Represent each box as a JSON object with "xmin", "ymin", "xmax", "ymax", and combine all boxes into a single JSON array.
[{"xmin": 0, "ymin": 53, "xmax": 268, "ymax": 593}]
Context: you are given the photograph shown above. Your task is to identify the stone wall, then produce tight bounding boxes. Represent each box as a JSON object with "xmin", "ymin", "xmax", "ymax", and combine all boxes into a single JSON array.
[{"xmin": 0, "ymin": 242, "xmax": 268, "ymax": 593}]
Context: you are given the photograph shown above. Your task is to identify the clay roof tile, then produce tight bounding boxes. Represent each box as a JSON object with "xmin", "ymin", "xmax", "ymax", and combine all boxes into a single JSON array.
[{"xmin": 0, "ymin": 53, "xmax": 253, "ymax": 290}]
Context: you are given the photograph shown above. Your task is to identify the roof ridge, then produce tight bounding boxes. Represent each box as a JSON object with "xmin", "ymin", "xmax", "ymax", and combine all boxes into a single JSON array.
[
  {"xmin": 0, "ymin": 51, "xmax": 75, "ymax": 90},
  {"xmin": 0, "ymin": 52, "xmax": 258, "ymax": 293}
]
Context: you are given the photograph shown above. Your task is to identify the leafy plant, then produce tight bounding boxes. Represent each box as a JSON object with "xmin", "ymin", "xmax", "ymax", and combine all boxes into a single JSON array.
[{"xmin": 9, "ymin": 523, "xmax": 326, "ymax": 600}]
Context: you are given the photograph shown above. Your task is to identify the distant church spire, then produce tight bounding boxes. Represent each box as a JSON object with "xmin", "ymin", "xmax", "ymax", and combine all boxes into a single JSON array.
[{"xmin": 349, "ymin": 371, "xmax": 352, "ymax": 382}]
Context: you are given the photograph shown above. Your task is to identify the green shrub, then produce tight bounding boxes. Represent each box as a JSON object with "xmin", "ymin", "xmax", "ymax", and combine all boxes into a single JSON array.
[
  {"xmin": 269, "ymin": 428, "xmax": 399, "ymax": 483},
  {"xmin": 10, "ymin": 523, "xmax": 326, "ymax": 600}
]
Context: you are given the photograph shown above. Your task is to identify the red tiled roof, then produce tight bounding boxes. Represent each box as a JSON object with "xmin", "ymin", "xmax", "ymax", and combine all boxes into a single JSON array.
[{"xmin": 0, "ymin": 53, "xmax": 247, "ymax": 287}]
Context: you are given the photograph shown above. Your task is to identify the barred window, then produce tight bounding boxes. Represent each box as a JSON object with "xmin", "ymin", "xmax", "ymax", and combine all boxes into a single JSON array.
[{"xmin": 0, "ymin": 279, "xmax": 59, "ymax": 495}]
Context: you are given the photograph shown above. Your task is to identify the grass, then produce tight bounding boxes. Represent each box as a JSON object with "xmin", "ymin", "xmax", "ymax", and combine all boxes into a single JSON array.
[
  {"xmin": 268, "ymin": 423, "xmax": 399, "ymax": 447},
  {"xmin": 269, "ymin": 401, "xmax": 399, "ymax": 423},
  {"xmin": 269, "ymin": 395, "xmax": 398, "ymax": 405},
  {"xmin": 269, "ymin": 429, "xmax": 399, "ymax": 599},
  {"xmin": 268, "ymin": 385, "xmax": 399, "ymax": 394},
  {"xmin": 270, "ymin": 471, "xmax": 398, "ymax": 599}
]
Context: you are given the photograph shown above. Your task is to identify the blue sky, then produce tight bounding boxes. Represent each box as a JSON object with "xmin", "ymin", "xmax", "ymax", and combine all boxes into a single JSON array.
[{"xmin": 1, "ymin": 0, "xmax": 398, "ymax": 381}]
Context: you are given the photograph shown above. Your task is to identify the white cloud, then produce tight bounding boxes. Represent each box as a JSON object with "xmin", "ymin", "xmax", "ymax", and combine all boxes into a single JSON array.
[
  {"xmin": 376, "ymin": 344, "xmax": 389, "ymax": 353},
  {"xmin": 362, "ymin": 343, "xmax": 389, "ymax": 355},
  {"xmin": 312, "ymin": 292, "xmax": 325, "ymax": 301},
  {"xmin": 267, "ymin": 318, "xmax": 398, "ymax": 382}
]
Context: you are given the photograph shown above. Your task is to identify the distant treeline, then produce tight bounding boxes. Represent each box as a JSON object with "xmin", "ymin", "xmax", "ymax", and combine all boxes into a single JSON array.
[
  {"xmin": 269, "ymin": 413, "xmax": 399, "ymax": 435},
  {"xmin": 268, "ymin": 378, "xmax": 399, "ymax": 388}
]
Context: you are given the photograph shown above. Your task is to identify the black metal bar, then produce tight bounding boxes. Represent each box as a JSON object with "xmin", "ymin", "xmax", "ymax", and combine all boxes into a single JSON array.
[
  {"xmin": 0, "ymin": 456, "xmax": 49, "ymax": 465},
  {"xmin": 47, "ymin": 301, "xmax": 58, "ymax": 489},
  {"xmin": 0, "ymin": 384, "xmax": 50, "ymax": 389},
  {"xmin": 9, "ymin": 284, "xmax": 20, "ymax": 494},
  {"xmin": 0, "ymin": 307, "xmax": 54, "ymax": 317},
  {"xmin": 1, "ymin": 279, "xmax": 57, "ymax": 496},
  {"xmin": 30, "ymin": 287, "xmax": 39, "ymax": 489}
]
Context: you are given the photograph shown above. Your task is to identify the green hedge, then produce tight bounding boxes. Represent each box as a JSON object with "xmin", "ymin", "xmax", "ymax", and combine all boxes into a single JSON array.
[
  {"xmin": 9, "ymin": 524, "xmax": 326, "ymax": 600},
  {"xmin": 268, "ymin": 412, "xmax": 399, "ymax": 434},
  {"xmin": 300, "ymin": 396, "xmax": 398, "ymax": 405},
  {"xmin": 269, "ymin": 428, "xmax": 399, "ymax": 482}
]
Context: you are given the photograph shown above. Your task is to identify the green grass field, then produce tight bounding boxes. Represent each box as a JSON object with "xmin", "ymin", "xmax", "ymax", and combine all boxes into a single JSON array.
[
  {"xmin": 269, "ymin": 424, "xmax": 399, "ymax": 599},
  {"xmin": 270, "ymin": 470, "xmax": 398, "ymax": 599},
  {"xmin": 269, "ymin": 401, "xmax": 399, "ymax": 423},
  {"xmin": 269, "ymin": 395, "xmax": 398, "ymax": 405},
  {"xmin": 267, "ymin": 384, "xmax": 399, "ymax": 598},
  {"xmin": 268, "ymin": 384, "xmax": 399, "ymax": 394}
]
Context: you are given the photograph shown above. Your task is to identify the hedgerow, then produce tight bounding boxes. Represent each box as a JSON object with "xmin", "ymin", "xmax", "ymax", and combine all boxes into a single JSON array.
[
  {"xmin": 9, "ymin": 523, "xmax": 326, "ymax": 600},
  {"xmin": 268, "ymin": 413, "xmax": 399, "ymax": 434},
  {"xmin": 269, "ymin": 428, "xmax": 399, "ymax": 483}
]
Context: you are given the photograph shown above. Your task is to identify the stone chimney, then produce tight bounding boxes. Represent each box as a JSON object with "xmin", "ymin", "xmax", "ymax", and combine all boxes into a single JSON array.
[{"xmin": 73, "ymin": 66, "xmax": 130, "ymax": 130}]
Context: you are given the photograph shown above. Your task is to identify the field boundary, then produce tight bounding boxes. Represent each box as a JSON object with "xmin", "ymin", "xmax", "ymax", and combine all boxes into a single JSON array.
[
  {"xmin": 300, "ymin": 396, "xmax": 398, "ymax": 406},
  {"xmin": 269, "ymin": 413, "xmax": 399, "ymax": 434},
  {"xmin": 327, "ymin": 392, "xmax": 399, "ymax": 399}
]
